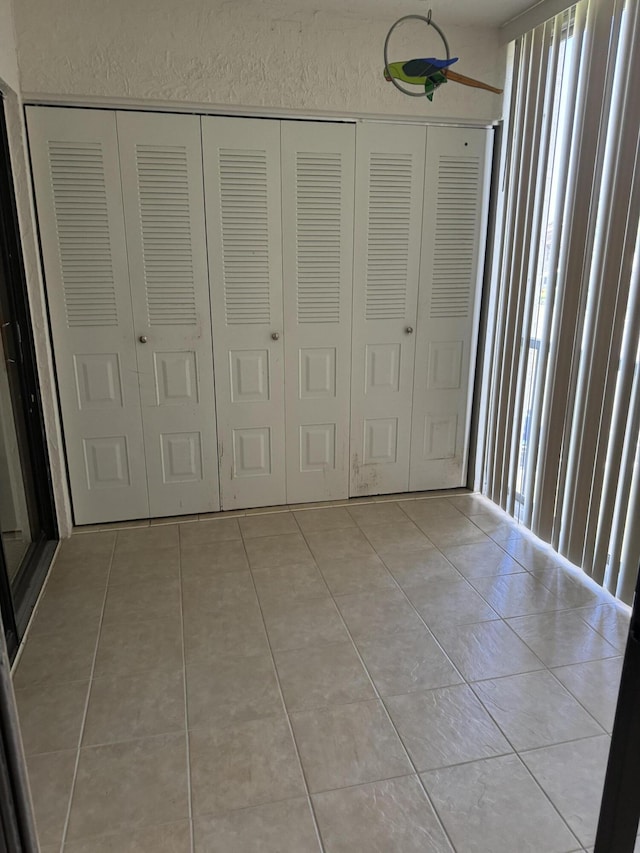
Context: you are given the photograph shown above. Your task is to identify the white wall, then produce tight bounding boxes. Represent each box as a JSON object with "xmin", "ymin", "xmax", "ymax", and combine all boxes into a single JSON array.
[
  {"xmin": 14, "ymin": 0, "xmax": 506, "ymax": 123},
  {"xmin": 0, "ymin": 0, "xmax": 72, "ymax": 536}
]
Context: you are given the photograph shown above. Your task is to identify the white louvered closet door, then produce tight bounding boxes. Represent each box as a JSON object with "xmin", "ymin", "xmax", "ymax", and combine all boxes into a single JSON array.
[
  {"xmin": 409, "ymin": 126, "xmax": 492, "ymax": 490},
  {"xmin": 281, "ymin": 121, "xmax": 355, "ymax": 504},
  {"xmin": 116, "ymin": 112, "xmax": 220, "ymax": 516},
  {"xmin": 350, "ymin": 123, "xmax": 426, "ymax": 496},
  {"xmin": 202, "ymin": 117, "xmax": 286, "ymax": 509},
  {"xmin": 27, "ymin": 107, "xmax": 149, "ymax": 524}
]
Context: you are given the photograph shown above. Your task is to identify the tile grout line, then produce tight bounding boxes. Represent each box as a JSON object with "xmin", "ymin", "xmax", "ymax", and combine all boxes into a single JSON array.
[
  {"xmin": 294, "ymin": 512, "xmax": 459, "ymax": 853},
  {"xmin": 237, "ymin": 515, "xmax": 328, "ymax": 853},
  {"xmin": 301, "ymin": 500, "xmax": 595, "ymax": 850},
  {"xmin": 57, "ymin": 533, "xmax": 118, "ymax": 853},
  {"xmin": 177, "ymin": 524, "xmax": 196, "ymax": 853},
  {"xmin": 387, "ymin": 506, "xmax": 600, "ymax": 849}
]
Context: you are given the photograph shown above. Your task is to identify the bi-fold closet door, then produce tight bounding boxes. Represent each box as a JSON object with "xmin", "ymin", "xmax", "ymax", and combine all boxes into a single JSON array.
[
  {"xmin": 203, "ymin": 118, "xmax": 355, "ymax": 510},
  {"xmin": 351, "ymin": 122, "xmax": 492, "ymax": 497},
  {"xmin": 28, "ymin": 107, "xmax": 220, "ymax": 524}
]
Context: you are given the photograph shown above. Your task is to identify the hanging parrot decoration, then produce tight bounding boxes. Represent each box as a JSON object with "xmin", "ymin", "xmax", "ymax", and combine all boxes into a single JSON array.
[{"xmin": 384, "ymin": 56, "xmax": 503, "ymax": 101}]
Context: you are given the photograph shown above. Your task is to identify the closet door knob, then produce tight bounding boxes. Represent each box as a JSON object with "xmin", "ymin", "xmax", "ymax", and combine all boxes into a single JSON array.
[
  {"xmin": 405, "ymin": 326, "xmax": 414, "ymax": 334},
  {"xmin": 271, "ymin": 331, "xmax": 280, "ymax": 340},
  {"xmin": 139, "ymin": 335, "xmax": 148, "ymax": 343}
]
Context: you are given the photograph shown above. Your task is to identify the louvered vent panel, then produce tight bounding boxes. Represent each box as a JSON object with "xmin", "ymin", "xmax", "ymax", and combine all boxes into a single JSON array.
[
  {"xmin": 219, "ymin": 149, "xmax": 271, "ymax": 325},
  {"xmin": 365, "ymin": 153, "xmax": 413, "ymax": 320},
  {"xmin": 296, "ymin": 152, "xmax": 342, "ymax": 324},
  {"xmin": 430, "ymin": 156, "xmax": 480, "ymax": 319},
  {"xmin": 49, "ymin": 141, "xmax": 118, "ymax": 327},
  {"xmin": 136, "ymin": 145, "xmax": 197, "ymax": 326}
]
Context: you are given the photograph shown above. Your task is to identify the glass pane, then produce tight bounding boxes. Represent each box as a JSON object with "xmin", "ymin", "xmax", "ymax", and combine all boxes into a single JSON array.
[{"xmin": 0, "ymin": 281, "xmax": 35, "ymax": 583}]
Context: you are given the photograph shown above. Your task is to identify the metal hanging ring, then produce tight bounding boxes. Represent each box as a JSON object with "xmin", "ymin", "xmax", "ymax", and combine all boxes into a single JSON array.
[{"xmin": 383, "ymin": 13, "xmax": 450, "ymax": 99}]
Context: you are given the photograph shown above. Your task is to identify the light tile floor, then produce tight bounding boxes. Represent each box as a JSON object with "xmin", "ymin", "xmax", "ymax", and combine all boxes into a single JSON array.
[{"xmin": 12, "ymin": 493, "xmax": 634, "ymax": 853}]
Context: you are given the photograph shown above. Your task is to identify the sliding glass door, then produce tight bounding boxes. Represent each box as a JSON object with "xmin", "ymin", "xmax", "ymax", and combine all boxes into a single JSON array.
[{"xmin": 0, "ymin": 94, "xmax": 56, "ymax": 654}]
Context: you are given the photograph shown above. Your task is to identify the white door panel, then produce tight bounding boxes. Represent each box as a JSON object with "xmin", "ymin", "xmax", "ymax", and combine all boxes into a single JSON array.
[
  {"xmin": 281, "ymin": 121, "xmax": 355, "ymax": 504},
  {"xmin": 202, "ymin": 117, "xmax": 286, "ymax": 509},
  {"xmin": 116, "ymin": 111, "xmax": 220, "ymax": 517},
  {"xmin": 27, "ymin": 107, "xmax": 149, "ymax": 524},
  {"xmin": 350, "ymin": 123, "xmax": 426, "ymax": 496},
  {"xmin": 410, "ymin": 126, "xmax": 492, "ymax": 490}
]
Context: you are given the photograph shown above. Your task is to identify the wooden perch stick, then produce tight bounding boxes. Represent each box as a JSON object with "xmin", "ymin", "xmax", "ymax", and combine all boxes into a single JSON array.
[{"xmin": 445, "ymin": 70, "xmax": 503, "ymax": 94}]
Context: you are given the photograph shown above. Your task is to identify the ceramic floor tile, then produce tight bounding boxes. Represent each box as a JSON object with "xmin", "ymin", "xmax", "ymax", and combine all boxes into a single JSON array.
[
  {"xmin": 184, "ymin": 605, "xmax": 270, "ymax": 662},
  {"xmin": 178, "ymin": 517, "xmax": 241, "ymax": 546},
  {"xmin": 552, "ymin": 657, "xmax": 623, "ymax": 731},
  {"xmin": 415, "ymin": 517, "xmax": 489, "ymax": 550},
  {"xmin": 252, "ymin": 562, "xmax": 329, "ymax": 606},
  {"xmin": 94, "ymin": 617, "xmax": 183, "ymax": 678},
  {"xmin": 400, "ymin": 499, "xmax": 463, "ymax": 523},
  {"xmin": 261, "ymin": 597, "xmax": 349, "ymax": 652},
  {"xmin": 432, "ymin": 620, "xmax": 544, "ymax": 681},
  {"xmin": 274, "ymin": 642, "xmax": 375, "ymax": 712},
  {"xmin": 503, "ymin": 538, "xmax": 559, "ymax": 571},
  {"xmin": 290, "ymin": 699, "xmax": 412, "ymax": 793},
  {"xmin": 101, "ymin": 577, "xmax": 181, "ymax": 627},
  {"xmin": 45, "ymin": 553, "xmax": 110, "ymax": 594},
  {"xmin": 244, "ymin": 533, "xmax": 313, "ymax": 569},
  {"xmin": 108, "ymin": 548, "xmax": 180, "ymax": 587},
  {"xmin": 386, "ymin": 684, "xmax": 511, "ymax": 771},
  {"xmin": 58, "ymin": 531, "xmax": 116, "ymax": 562},
  {"xmin": 381, "ymin": 549, "xmax": 462, "ymax": 589},
  {"xmin": 317, "ymin": 554, "xmax": 396, "ymax": 596},
  {"xmin": 28, "ymin": 583, "xmax": 105, "ymax": 638},
  {"xmin": 335, "ymin": 589, "xmax": 425, "ymax": 639},
  {"xmin": 115, "ymin": 524, "xmax": 179, "ymax": 555},
  {"xmin": 347, "ymin": 502, "xmax": 408, "ymax": 526},
  {"xmin": 294, "ymin": 507, "xmax": 356, "ymax": 533},
  {"xmin": 194, "ymin": 797, "xmax": 321, "ymax": 853},
  {"xmin": 26, "ymin": 750, "xmax": 77, "ymax": 847},
  {"xmin": 360, "ymin": 522, "xmax": 433, "ymax": 555},
  {"xmin": 186, "ymin": 653, "xmax": 283, "ymax": 730},
  {"xmin": 64, "ymin": 821, "xmax": 191, "ymax": 852},
  {"xmin": 189, "ymin": 716, "xmax": 305, "ymax": 816},
  {"xmin": 15, "ymin": 680, "xmax": 88, "ymax": 755},
  {"xmin": 507, "ymin": 610, "xmax": 620, "ymax": 667},
  {"xmin": 181, "ymin": 571, "xmax": 257, "ymax": 615},
  {"xmin": 313, "ymin": 775, "xmax": 453, "ymax": 853},
  {"xmin": 180, "ymin": 539, "xmax": 249, "ymax": 578},
  {"xmin": 469, "ymin": 573, "xmax": 564, "ymax": 618},
  {"xmin": 422, "ymin": 753, "xmax": 578, "ymax": 853},
  {"xmin": 532, "ymin": 568, "xmax": 604, "ymax": 610},
  {"xmin": 470, "ymin": 513, "xmax": 524, "ymax": 543},
  {"xmin": 448, "ymin": 494, "xmax": 498, "ymax": 516},
  {"xmin": 520, "ymin": 735, "xmax": 611, "ymax": 848},
  {"xmin": 577, "ymin": 603, "xmax": 630, "ymax": 652},
  {"xmin": 67, "ymin": 733, "xmax": 189, "ymax": 840},
  {"xmin": 406, "ymin": 578, "xmax": 499, "ymax": 628},
  {"xmin": 83, "ymin": 669, "xmax": 185, "ymax": 745},
  {"xmin": 13, "ymin": 627, "xmax": 98, "ymax": 688},
  {"xmin": 356, "ymin": 629, "xmax": 462, "ymax": 696},
  {"xmin": 240, "ymin": 512, "xmax": 300, "ymax": 539},
  {"xmin": 442, "ymin": 541, "xmax": 524, "ymax": 579},
  {"xmin": 471, "ymin": 670, "xmax": 604, "ymax": 751},
  {"xmin": 305, "ymin": 528, "xmax": 376, "ymax": 562}
]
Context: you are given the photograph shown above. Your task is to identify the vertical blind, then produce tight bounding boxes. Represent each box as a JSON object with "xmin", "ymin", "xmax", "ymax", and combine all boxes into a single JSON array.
[{"xmin": 478, "ymin": 0, "xmax": 640, "ymax": 603}]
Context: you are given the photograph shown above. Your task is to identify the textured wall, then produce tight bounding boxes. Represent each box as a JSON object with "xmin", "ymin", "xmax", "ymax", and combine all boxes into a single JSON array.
[
  {"xmin": 14, "ymin": 0, "xmax": 506, "ymax": 122},
  {"xmin": 0, "ymin": 0, "xmax": 72, "ymax": 536},
  {"xmin": 0, "ymin": 0, "xmax": 19, "ymax": 91}
]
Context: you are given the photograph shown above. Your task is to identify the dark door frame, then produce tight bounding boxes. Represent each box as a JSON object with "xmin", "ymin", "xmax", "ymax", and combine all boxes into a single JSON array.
[{"xmin": 0, "ymin": 95, "xmax": 57, "ymax": 644}]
